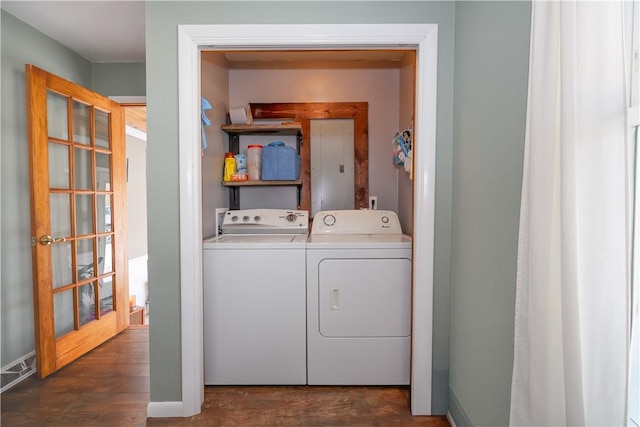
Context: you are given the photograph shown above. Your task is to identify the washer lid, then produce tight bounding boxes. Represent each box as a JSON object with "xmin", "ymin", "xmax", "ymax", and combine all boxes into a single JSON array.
[{"xmin": 204, "ymin": 233, "xmax": 307, "ymax": 249}]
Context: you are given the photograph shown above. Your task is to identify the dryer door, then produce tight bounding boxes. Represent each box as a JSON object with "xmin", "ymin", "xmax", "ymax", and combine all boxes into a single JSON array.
[{"xmin": 318, "ymin": 258, "xmax": 411, "ymax": 337}]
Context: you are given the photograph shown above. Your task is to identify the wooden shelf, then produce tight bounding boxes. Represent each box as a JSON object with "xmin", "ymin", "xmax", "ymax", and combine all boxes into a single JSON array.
[
  {"xmin": 222, "ymin": 180, "xmax": 302, "ymax": 187},
  {"xmin": 221, "ymin": 123, "xmax": 303, "ymax": 209},
  {"xmin": 221, "ymin": 123, "xmax": 302, "ymax": 136},
  {"xmin": 129, "ymin": 306, "xmax": 145, "ymax": 325}
]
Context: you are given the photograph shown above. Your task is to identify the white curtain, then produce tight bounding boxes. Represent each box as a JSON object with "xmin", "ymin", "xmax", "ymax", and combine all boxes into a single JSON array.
[{"xmin": 510, "ymin": 1, "xmax": 630, "ymax": 426}]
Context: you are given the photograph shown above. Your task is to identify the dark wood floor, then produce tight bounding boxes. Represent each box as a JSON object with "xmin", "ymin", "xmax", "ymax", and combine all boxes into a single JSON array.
[
  {"xmin": 1, "ymin": 328, "xmax": 449, "ymax": 427},
  {"xmin": 1, "ymin": 327, "xmax": 149, "ymax": 426}
]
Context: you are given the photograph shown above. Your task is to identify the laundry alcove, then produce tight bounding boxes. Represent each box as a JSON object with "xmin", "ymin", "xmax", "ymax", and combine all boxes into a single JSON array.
[{"xmin": 169, "ymin": 23, "xmax": 438, "ymax": 418}]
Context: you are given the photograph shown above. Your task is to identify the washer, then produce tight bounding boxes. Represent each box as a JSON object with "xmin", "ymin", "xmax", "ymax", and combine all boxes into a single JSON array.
[
  {"xmin": 306, "ymin": 210, "xmax": 412, "ymax": 385},
  {"xmin": 203, "ymin": 209, "xmax": 308, "ymax": 385}
]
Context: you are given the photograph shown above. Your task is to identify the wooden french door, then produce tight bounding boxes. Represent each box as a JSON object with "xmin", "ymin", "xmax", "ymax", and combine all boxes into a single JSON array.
[{"xmin": 26, "ymin": 65, "xmax": 128, "ymax": 378}]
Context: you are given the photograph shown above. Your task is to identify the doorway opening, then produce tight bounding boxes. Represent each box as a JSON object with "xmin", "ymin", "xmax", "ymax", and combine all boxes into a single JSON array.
[
  {"xmin": 114, "ymin": 100, "xmax": 149, "ymax": 326},
  {"xmin": 170, "ymin": 23, "xmax": 438, "ymax": 418},
  {"xmin": 124, "ymin": 105, "xmax": 149, "ymax": 325}
]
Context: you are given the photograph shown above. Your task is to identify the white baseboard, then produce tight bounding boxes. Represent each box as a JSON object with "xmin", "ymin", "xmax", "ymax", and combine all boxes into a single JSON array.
[
  {"xmin": 147, "ymin": 401, "xmax": 185, "ymax": 418},
  {"xmin": 447, "ymin": 411, "xmax": 458, "ymax": 427},
  {"xmin": 1, "ymin": 351, "xmax": 36, "ymax": 392}
]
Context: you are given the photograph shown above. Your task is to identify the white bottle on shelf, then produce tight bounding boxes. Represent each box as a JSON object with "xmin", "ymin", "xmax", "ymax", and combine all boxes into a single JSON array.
[{"xmin": 247, "ymin": 145, "xmax": 262, "ymax": 180}]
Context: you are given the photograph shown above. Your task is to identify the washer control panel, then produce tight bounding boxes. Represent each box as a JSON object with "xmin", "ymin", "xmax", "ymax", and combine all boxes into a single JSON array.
[
  {"xmin": 222, "ymin": 209, "xmax": 308, "ymax": 234},
  {"xmin": 311, "ymin": 210, "xmax": 403, "ymax": 235}
]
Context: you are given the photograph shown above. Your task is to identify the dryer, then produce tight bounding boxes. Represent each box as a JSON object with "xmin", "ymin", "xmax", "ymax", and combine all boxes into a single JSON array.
[
  {"xmin": 203, "ymin": 209, "xmax": 308, "ymax": 385},
  {"xmin": 306, "ymin": 210, "xmax": 412, "ymax": 385}
]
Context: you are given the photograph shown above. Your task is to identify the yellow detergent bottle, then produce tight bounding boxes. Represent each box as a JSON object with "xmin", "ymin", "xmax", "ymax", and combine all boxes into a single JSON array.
[{"xmin": 223, "ymin": 152, "xmax": 236, "ymax": 181}]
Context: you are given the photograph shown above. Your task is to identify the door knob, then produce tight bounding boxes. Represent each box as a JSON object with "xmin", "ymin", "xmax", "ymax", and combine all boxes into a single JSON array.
[{"xmin": 39, "ymin": 235, "xmax": 66, "ymax": 246}]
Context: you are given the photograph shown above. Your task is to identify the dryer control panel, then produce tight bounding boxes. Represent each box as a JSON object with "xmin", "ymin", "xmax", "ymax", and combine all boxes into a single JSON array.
[
  {"xmin": 222, "ymin": 209, "xmax": 308, "ymax": 234},
  {"xmin": 311, "ymin": 210, "xmax": 403, "ymax": 235}
]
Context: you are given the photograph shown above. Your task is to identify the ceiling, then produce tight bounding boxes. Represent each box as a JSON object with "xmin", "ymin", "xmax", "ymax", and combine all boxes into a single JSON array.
[
  {"xmin": 3, "ymin": 1, "xmax": 147, "ymax": 131},
  {"xmin": 125, "ymin": 106, "xmax": 147, "ymax": 133},
  {"xmin": 2, "ymin": 2, "xmax": 409, "ymax": 64},
  {"xmin": 1, "ymin": 1, "xmax": 146, "ymax": 63},
  {"xmin": 2, "ymin": 2, "xmax": 410, "ymax": 134}
]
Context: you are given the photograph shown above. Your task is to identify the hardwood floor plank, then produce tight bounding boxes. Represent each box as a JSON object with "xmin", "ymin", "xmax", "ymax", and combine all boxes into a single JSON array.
[
  {"xmin": 149, "ymin": 385, "xmax": 449, "ymax": 426},
  {"xmin": 0, "ymin": 391, "xmax": 79, "ymax": 413},
  {"xmin": 1, "ymin": 411, "xmax": 148, "ymax": 427},
  {"xmin": 6, "ymin": 374, "xmax": 150, "ymax": 394},
  {"xmin": 53, "ymin": 361, "xmax": 149, "ymax": 378},
  {"xmin": 72, "ymin": 351, "xmax": 149, "ymax": 365},
  {"xmin": 2, "ymin": 327, "xmax": 449, "ymax": 427}
]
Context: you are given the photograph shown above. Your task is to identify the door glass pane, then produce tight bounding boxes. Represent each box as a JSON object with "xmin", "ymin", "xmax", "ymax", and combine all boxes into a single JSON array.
[
  {"xmin": 73, "ymin": 100, "xmax": 91, "ymax": 145},
  {"xmin": 99, "ymin": 275, "xmax": 113, "ymax": 316},
  {"xmin": 75, "ymin": 194, "xmax": 94, "ymax": 236},
  {"xmin": 48, "ymin": 142, "xmax": 69, "ymax": 189},
  {"xmin": 54, "ymin": 289, "xmax": 74, "ymax": 338},
  {"xmin": 52, "ymin": 241, "xmax": 72, "ymax": 290},
  {"xmin": 95, "ymin": 109, "xmax": 110, "ymax": 148},
  {"xmin": 74, "ymin": 148, "xmax": 92, "ymax": 190},
  {"xmin": 98, "ymin": 236, "xmax": 112, "ymax": 275},
  {"xmin": 96, "ymin": 154, "xmax": 111, "ymax": 191},
  {"xmin": 76, "ymin": 238, "xmax": 95, "ymax": 282},
  {"xmin": 97, "ymin": 195, "xmax": 112, "ymax": 233},
  {"xmin": 50, "ymin": 193, "xmax": 71, "ymax": 238},
  {"xmin": 78, "ymin": 282, "xmax": 96, "ymax": 326},
  {"xmin": 47, "ymin": 91, "xmax": 69, "ymax": 140}
]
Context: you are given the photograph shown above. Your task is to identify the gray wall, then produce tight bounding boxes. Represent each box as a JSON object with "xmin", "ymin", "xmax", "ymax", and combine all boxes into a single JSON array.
[
  {"xmin": 1, "ymin": 10, "xmax": 93, "ymax": 366},
  {"xmin": 92, "ymin": 63, "xmax": 146, "ymax": 97},
  {"xmin": 0, "ymin": 9, "xmax": 146, "ymax": 368},
  {"xmin": 145, "ymin": 1, "xmax": 455, "ymax": 410},
  {"xmin": 448, "ymin": 2, "xmax": 531, "ymax": 426}
]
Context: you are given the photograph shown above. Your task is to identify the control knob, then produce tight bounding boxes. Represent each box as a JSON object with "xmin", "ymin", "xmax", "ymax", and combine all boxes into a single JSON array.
[
  {"xmin": 323, "ymin": 214, "xmax": 336, "ymax": 226},
  {"xmin": 285, "ymin": 213, "xmax": 297, "ymax": 223}
]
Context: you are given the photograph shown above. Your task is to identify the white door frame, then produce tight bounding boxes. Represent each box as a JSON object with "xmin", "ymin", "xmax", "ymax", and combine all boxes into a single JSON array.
[{"xmin": 159, "ymin": 23, "xmax": 437, "ymax": 418}]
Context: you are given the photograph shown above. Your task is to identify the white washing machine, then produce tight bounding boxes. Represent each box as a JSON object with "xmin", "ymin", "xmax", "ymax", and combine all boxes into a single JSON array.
[
  {"xmin": 203, "ymin": 209, "xmax": 308, "ymax": 385},
  {"xmin": 306, "ymin": 210, "xmax": 412, "ymax": 385}
]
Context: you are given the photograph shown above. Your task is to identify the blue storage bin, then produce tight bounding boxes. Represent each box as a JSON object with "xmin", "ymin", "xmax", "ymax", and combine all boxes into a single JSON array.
[{"xmin": 261, "ymin": 142, "xmax": 301, "ymax": 180}]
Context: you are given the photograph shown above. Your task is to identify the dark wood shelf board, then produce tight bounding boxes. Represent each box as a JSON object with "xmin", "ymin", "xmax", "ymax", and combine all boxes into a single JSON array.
[
  {"xmin": 222, "ymin": 180, "xmax": 302, "ymax": 187},
  {"xmin": 221, "ymin": 123, "xmax": 302, "ymax": 136}
]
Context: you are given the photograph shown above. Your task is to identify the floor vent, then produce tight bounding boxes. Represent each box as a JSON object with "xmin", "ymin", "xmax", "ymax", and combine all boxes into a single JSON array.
[{"xmin": 1, "ymin": 352, "xmax": 36, "ymax": 393}]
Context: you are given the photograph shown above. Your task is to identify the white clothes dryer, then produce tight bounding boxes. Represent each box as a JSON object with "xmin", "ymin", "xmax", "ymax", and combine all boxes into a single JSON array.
[
  {"xmin": 203, "ymin": 209, "xmax": 308, "ymax": 385},
  {"xmin": 306, "ymin": 210, "xmax": 412, "ymax": 385}
]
